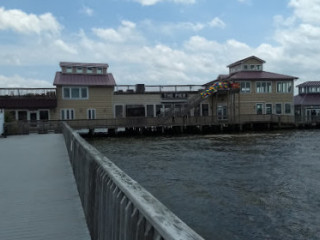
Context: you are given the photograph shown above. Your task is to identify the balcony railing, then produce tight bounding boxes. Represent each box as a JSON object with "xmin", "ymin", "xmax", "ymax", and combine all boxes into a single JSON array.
[
  {"xmin": 114, "ymin": 85, "xmax": 205, "ymax": 94},
  {"xmin": 0, "ymin": 88, "xmax": 56, "ymax": 97}
]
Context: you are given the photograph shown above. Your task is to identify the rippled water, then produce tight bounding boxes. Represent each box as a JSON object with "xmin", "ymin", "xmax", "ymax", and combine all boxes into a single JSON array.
[{"xmin": 88, "ymin": 130, "xmax": 320, "ymax": 240}]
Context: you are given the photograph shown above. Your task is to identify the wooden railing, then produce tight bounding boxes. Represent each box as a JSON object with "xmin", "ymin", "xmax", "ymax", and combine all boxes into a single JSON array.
[
  {"xmin": 3, "ymin": 114, "xmax": 296, "ymax": 135},
  {"xmin": 62, "ymin": 122, "xmax": 204, "ymax": 240}
]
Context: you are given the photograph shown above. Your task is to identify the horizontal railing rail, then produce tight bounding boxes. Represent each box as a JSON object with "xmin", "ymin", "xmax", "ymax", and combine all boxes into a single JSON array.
[
  {"xmin": 115, "ymin": 85, "xmax": 205, "ymax": 93},
  {"xmin": 0, "ymin": 88, "xmax": 56, "ymax": 97},
  {"xmin": 3, "ymin": 114, "xmax": 298, "ymax": 135},
  {"xmin": 62, "ymin": 122, "xmax": 204, "ymax": 240}
]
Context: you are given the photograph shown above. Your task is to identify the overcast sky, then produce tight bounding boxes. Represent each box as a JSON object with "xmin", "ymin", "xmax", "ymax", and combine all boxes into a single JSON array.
[{"xmin": 0, "ymin": 0, "xmax": 318, "ymax": 89}]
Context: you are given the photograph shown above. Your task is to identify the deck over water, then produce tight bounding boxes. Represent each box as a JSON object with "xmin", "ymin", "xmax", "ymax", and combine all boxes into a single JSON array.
[{"xmin": 0, "ymin": 134, "xmax": 90, "ymax": 240}]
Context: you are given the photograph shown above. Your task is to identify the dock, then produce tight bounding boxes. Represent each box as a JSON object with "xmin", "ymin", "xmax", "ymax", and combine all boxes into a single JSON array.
[{"xmin": 0, "ymin": 134, "xmax": 90, "ymax": 240}]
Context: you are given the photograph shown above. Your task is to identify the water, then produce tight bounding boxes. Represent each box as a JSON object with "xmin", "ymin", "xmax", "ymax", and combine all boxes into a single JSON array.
[{"xmin": 88, "ymin": 130, "xmax": 320, "ymax": 240}]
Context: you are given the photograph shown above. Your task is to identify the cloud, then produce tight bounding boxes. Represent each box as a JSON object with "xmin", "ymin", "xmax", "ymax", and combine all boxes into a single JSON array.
[
  {"xmin": 4, "ymin": 0, "xmax": 320, "ymax": 88},
  {"xmin": 133, "ymin": 0, "xmax": 196, "ymax": 6},
  {"xmin": 237, "ymin": 0, "xmax": 252, "ymax": 4},
  {"xmin": 92, "ymin": 20, "xmax": 144, "ymax": 43},
  {"xmin": 80, "ymin": 6, "xmax": 94, "ymax": 17},
  {"xmin": 0, "ymin": 75, "xmax": 52, "ymax": 88},
  {"xmin": 158, "ymin": 21, "xmax": 205, "ymax": 35},
  {"xmin": 208, "ymin": 17, "xmax": 226, "ymax": 29},
  {"xmin": 0, "ymin": 7, "xmax": 61, "ymax": 35},
  {"xmin": 289, "ymin": 0, "xmax": 320, "ymax": 25}
]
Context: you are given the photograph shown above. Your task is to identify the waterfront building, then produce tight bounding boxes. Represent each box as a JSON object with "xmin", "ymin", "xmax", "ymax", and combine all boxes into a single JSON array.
[
  {"xmin": 294, "ymin": 81, "xmax": 320, "ymax": 123},
  {"xmin": 205, "ymin": 56, "xmax": 298, "ymax": 125},
  {"xmin": 1, "ymin": 56, "xmax": 301, "ymax": 133},
  {"xmin": 0, "ymin": 88, "xmax": 57, "ymax": 121},
  {"xmin": 53, "ymin": 62, "xmax": 116, "ymax": 120}
]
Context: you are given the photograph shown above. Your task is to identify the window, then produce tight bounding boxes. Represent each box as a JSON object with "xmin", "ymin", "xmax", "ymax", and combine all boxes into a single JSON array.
[
  {"xmin": 71, "ymin": 88, "xmax": 80, "ymax": 98},
  {"xmin": 87, "ymin": 67, "xmax": 93, "ymax": 74},
  {"xmin": 266, "ymin": 104, "xmax": 272, "ymax": 115},
  {"xmin": 217, "ymin": 106, "xmax": 227, "ymax": 120},
  {"xmin": 256, "ymin": 103, "xmax": 263, "ymax": 115},
  {"xmin": 256, "ymin": 82, "xmax": 272, "ymax": 93},
  {"xmin": 61, "ymin": 109, "xmax": 74, "ymax": 120},
  {"xmin": 256, "ymin": 65, "xmax": 261, "ymax": 70},
  {"xmin": 87, "ymin": 109, "xmax": 96, "ymax": 119},
  {"xmin": 126, "ymin": 105, "xmax": 145, "ymax": 117},
  {"xmin": 18, "ymin": 111, "xmax": 27, "ymax": 120},
  {"xmin": 63, "ymin": 87, "xmax": 88, "ymax": 99},
  {"xmin": 285, "ymin": 103, "xmax": 291, "ymax": 114},
  {"xmin": 115, "ymin": 105, "xmax": 124, "ymax": 118},
  {"xmin": 81, "ymin": 88, "xmax": 88, "ymax": 98},
  {"xmin": 277, "ymin": 81, "xmax": 292, "ymax": 93},
  {"xmin": 146, "ymin": 105, "xmax": 154, "ymax": 117},
  {"xmin": 39, "ymin": 110, "xmax": 49, "ymax": 120},
  {"xmin": 202, "ymin": 104, "xmax": 209, "ymax": 116},
  {"xmin": 275, "ymin": 104, "xmax": 282, "ymax": 115},
  {"xmin": 96, "ymin": 68, "xmax": 103, "ymax": 74},
  {"xmin": 66, "ymin": 67, "xmax": 72, "ymax": 73},
  {"xmin": 243, "ymin": 65, "xmax": 248, "ymax": 70},
  {"xmin": 76, "ymin": 67, "xmax": 83, "ymax": 73},
  {"xmin": 156, "ymin": 104, "xmax": 163, "ymax": 116},
  {"xmin": 250, "ymin": 64, "xmax": 255, "ymax": 70},
  {"xmin": 63, "ymin": 88, "xmax": 70, "ymax": 98},
  {"xmin": 240, "ymin": 82, "xmax": 251, "ymax": 93}
]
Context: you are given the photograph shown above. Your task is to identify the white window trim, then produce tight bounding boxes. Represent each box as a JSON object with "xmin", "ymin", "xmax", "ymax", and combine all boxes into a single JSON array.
[
  {"xmin": 201, "ymin": 103, "xmax": 210, "ymax": 117},
  {"xmin": 275, "ymin": 103, "xmax": 282, "ymax": 115},
  {"xmin": 256, "ymin": 81, "xmax": 272, "ymax": 93},
  {"xmin": 145, "ymin": 104, "xmax": 156, "ymax": 117},
  {"xmin": 284, "ymin": 103, "xmax": 292, "ymax": 115},
  {"xmin": 256, "ymin": 103, "xmax": 265, "ymax": 115},
  {"xmin": 60, "ymin": 109, "xmax": 75, "ymax": 120},
  {"xmin": 38, "ymin": 109, "xmax": 50, "ymax": 120},
  {"xmin": 114, "ymin": 104, "xmax": 125, "ymax": 118},
  {"xmin": 96, "ymin": 67, "xmax": 103, "ymax": 74},
  {"xmin": 276, "ymin": 81, "xmax": 293, "ymax": 93},
  {"xmin": 62, "ymin": 86, "xmax": 89, "ymax": 100},
  {"xmin": 239, "ymin": 81, "xmax": 251, "ymax": 93},
  {"xmin": 265, "ymin": 103, "xmax": 273, "ymax": 115},
  {"xmin": 87, "ymin": 108, "xmax": 96, "ymax": 119},
  {"xmin": 66, "ymin": 67, "xmax": 73, "ymax": 73}
]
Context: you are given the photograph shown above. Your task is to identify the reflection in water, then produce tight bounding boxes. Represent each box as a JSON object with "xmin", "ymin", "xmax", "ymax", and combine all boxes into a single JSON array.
[{"xmin": 88, "ymin": 130, "xmax": 320, "ymax": 240}]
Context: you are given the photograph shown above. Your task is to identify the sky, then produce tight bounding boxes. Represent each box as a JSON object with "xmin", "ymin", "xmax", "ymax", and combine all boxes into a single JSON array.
[{"xmin": 0, "ymin": 0, "xmax": 319, "ymax": 90}]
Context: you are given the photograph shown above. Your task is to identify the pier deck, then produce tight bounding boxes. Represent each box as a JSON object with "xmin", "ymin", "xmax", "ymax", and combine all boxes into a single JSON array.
[{"xmin": 0, "ymin": 134, "xmax": 90, "ymax": 240}]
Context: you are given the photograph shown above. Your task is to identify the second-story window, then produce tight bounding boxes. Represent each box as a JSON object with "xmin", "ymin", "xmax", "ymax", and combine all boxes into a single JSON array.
[
  {"xmin": 240, "ymin": 81, "xmax": 251, "ymax": 93},
  {"xmin": 277, "ymin": 81, "xmax": 292, "ymax": 93},
  {"xmin": 63, "ymin": 87, "xmax": 88, "ymax": 99},
  {"xmin": 256, "ymin": 82, "xmax": 272, "ymax": 93}
]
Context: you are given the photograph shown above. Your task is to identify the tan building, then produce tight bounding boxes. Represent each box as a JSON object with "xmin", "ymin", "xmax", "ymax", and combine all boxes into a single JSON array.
[
  {"xmin": 52, "ymin": 62, "xmax": 116, "ymax": 120},
  {"xmin": 206, "ymin": 56, "xmax": 298, "ymax": 124}
]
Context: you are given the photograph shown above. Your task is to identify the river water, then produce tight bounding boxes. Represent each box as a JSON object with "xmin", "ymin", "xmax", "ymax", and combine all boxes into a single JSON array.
[{"xmin": 88, "ymin": 130, "xmax": 320, "ymax": 240}]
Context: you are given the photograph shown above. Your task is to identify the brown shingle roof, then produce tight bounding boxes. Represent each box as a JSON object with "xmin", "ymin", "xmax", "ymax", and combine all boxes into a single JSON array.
[
  {"xmin": 296, "ymin": 81, "xmax": 320, "ymax": 87},
  {"xmin": 53, "ymin": 72, "xmax": 116, "ymax": 86},
  {"xmin": 227, "ymin": 71, "xmax": 298, "ymax": 80},
  {"xmin": 294, "ymin": 94, "xmax": 320, "ymax": 105}
]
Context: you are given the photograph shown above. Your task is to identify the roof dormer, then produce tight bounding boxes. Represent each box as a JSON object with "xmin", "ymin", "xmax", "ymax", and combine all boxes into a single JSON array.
[
  {"xmin": 228, "ymin": 56, "xmax": 265, "ymax": 74},
  {"xmin": 59, "ymin": 62, "xmax": 109, "ymax": 75}
]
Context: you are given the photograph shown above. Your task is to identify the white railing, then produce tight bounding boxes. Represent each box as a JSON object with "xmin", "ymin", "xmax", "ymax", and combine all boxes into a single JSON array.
[{"xmin": 62, "ymin": 122, "xmax": 204, "ymax": 240}]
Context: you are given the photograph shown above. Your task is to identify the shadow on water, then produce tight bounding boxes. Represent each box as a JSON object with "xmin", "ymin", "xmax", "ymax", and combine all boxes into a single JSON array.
[{"xmin": 88, "ymin": 130, "xmax": 320, "ymax": 240}]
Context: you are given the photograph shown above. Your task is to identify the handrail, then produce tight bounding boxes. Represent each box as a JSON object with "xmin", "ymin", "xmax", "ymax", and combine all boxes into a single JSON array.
[{"xmin": 62, "ymin": 122, "xmax": 204, "ymax": 240}]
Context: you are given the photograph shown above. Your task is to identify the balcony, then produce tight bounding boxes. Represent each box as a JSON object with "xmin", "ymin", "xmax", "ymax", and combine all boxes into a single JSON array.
[{"xmin": 0, "ymin": 88, "xmax": 57, "ymax": 109}]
